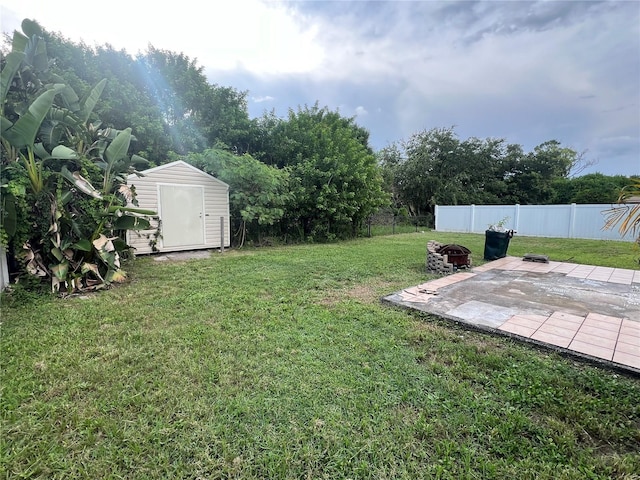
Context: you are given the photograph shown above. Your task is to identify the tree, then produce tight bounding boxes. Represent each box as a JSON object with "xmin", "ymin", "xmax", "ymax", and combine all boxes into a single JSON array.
[
  {"xmin": 253, "ymin": 104, "xmax": 388, "ymax": 240},
  {"xmin": 384, "ymin": 129, "xmax": 582, "ymax": 214},
  {"xmin": 36, "ymin": 30, "xmax": 252, "ymax": 159},
  {"xmin": 393, "ymin": 127, "xmax": 459, "ymax": 216},
  {"xmin": 376, "ymin": 143, "xmax": 405, "ymax": 212},
  {"xmin": 185, "ymin": 148, "xmax": 291, "ymax": 246},
  {"xmin": 552, "ymin": 173, "xmax": 632, "ymax": 204},
  {"xmin": 135, "ymin": 46, "xmax": 210, "ymax": 154},
  {"xmin": 133, "ymin": 46, "xmax": 252, "ymax": 155},
  {"xmin": 389, "ymin": 128, "xmax": 508, "ymax": 216},
  {"xmin": 200, "ymin": 85, "xmax": 252, "ymax": 153},
  {"xmin": 501, "ymin": 140, "xmax": 582, "ymax": 204},
  {"xmin": 41, "ymin": 33, "xmax": 172, "ymax": 161}
]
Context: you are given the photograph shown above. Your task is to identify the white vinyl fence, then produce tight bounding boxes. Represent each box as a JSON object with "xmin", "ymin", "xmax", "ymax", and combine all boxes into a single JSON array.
[{"xmin": 435, "ymin": 204, "xmax": 633, "ymax": 242}]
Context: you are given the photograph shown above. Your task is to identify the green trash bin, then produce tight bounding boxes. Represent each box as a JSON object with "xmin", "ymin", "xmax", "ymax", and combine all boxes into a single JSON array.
[{"xmin": 484, "ymin": 229, "xmax": 514, "ymax": 260}]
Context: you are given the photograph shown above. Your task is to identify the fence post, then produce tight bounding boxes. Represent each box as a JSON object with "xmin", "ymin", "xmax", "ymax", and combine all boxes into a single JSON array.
[
  {"xmin": 0, "ymin": 245, "xmax": 8, "ymax": 291},
  {"xmin": 568, "ymin": 203, "xmax": 577, "ymax": 238},
  {"xmin": 470, "ymin": 204, "xmax": 475, "ymax": 233},
  {"xmin": 220, "ymin": 216, "xmax": 225, "ymax": 253},
  {"xmin": 367, "ymin": 217, "xmax": 371, "ymax": 237},
  {"xmin": 435, "ymin": 205, "xmax": 439, "ymax": 231},
  {"xmin": 514, "ymin": 204, "xmax": 520, "ymax": 232}
]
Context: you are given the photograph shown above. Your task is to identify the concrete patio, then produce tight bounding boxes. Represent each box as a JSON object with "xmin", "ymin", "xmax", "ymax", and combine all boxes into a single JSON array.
[{"xmin": 383, "ymin": 256, "xmax": 640, "ymax": 375}]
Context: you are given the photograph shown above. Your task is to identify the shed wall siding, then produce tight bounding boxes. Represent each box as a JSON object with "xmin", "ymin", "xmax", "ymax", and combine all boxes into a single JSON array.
[{"xmin": 126, "ymin": 162, "xmax": 230, "ymax": 254}]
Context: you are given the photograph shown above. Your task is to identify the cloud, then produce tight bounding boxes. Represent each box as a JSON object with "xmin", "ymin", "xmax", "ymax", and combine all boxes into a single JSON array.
[
  {"xmin": 279, "ymin": 1, "xmax": 639, "ymax": 175},
  {"xmin": 252, "ymin": 95, "xmax": 275, "ymax": 103},
  {"xmin": 355, "ymin": 106, "xmax": 368, "ymax": 116},
  {"xmin": 0, "ymin": 0, "xmax": 325, "ymax": 75},
  {"xmin": 2, "ymin": 0, "xmax": 637, "ymax": 176}
]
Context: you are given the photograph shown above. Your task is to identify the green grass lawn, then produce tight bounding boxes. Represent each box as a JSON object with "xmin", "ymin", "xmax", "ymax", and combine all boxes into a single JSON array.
[{"xmin": 2, "ymin": 232, "xmax": 639, "ymax": 479}]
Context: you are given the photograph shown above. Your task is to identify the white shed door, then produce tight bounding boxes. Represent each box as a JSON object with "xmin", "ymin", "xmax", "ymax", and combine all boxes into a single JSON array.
[{"xmin": 159, "ymin": 185, "xmax": 205, "ymax": 248}]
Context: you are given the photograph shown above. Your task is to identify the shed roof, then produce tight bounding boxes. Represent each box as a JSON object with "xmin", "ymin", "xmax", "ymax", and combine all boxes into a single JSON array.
[{"xmin": 128, "ymin": 160, "xmax": 229, "ymax": 189}]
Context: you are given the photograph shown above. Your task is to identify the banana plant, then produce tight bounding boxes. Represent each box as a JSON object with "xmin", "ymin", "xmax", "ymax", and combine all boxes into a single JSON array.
[
  {"xmin": 88, "ymin": 127, "xmax": 149, "ymax": 194},
  {"xmin": 1, "ymin": 18, "xmax": 156, "ymax": 294},
  {"xmin": 2, "ymin": 85, "xmax": 66, "ymax": 193}
]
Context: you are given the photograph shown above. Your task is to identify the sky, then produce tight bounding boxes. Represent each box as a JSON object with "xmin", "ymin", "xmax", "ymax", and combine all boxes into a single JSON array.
[{"xmin": 1, "ymin": 0, "xmax": 639, "ymax": 176}]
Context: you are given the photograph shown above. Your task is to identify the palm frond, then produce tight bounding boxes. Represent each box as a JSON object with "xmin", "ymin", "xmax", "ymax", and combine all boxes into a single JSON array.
[{"xmin": 602, "ymin": 178, "xmax": 640, "ymax": 241}]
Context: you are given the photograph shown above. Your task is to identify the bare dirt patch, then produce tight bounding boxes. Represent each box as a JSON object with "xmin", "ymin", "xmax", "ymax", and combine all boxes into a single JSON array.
[{"xmin": 319, "ymin": 281, "xmax": 398, "ymax": 306}]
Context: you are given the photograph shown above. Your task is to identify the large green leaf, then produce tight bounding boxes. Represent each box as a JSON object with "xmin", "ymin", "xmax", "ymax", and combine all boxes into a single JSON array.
[
  {"xmin": 33, "ymin": 143, "xmax": 49, "ymax": 159},
  {"xmin": 18, "ymin": 20, "xmax": 47, "ymax": 72},
  {"xmin": 59, "ymin": 85, "xmax": 80, "ymax": 109},
  {"xmin": 0, "ymin": 116, "xmax": 14, "ymax": 135},
  {"xmin": 50, "ymin": 145, "xmax": 78, "ymax": 160},
  {"xmin": 11, "ymin": 29, "xmax": 29, "ymax": 52},
  {"xmin": 79, "ymin": 79, "xmax": 107, "ymax": 124},
  {"xmin": 0, "ymin": 51, "xmax": 25, "ymax": 107},
  {"xmin": 41, "ymin": 107, "xmax": 88, "ymax": 148},
  {"xmin": 73, "ymin": 239, "xmax": 92, "ymax": 252},
  {"xmin": 2, "ymin": 84, "xmax": 65, "ymax": 148},
  {"xmin": 58, "ymin": 189, "xmax": 73, "ymax": 205},
  {"xmin": 51, "ymin": 247, "xmax": 64, "ymax": 262},
  {"xmin": 113, "ymin": 214, "xmax": 151, "ymax": 231},
  {"xmin": 104, "ymin": 127, "xmax": 132, "ymax": 165},
  {"xmin": 1, "ymin": 192, "xmax": 17, "ymax": 237},
  {"xmin": 112, "ymin": 237, "xmax": 128, "ymax": 252},
  {"xmin": 103, "ymin": 128, "xmax": 133, "ymax": 193},
  {"xmin": 130, "ymin": 154, "xmax": 150, "ymax": 168},
  {"xmin": 26, "ymin": 35, "xmax": 48, "ymax": 72}
]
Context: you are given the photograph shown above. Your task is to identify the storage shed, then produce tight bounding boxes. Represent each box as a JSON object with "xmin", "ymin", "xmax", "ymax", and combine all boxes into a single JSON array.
[{"xmin": 126, "ymin": 160, "xmax": 230, "ymax": 255}]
